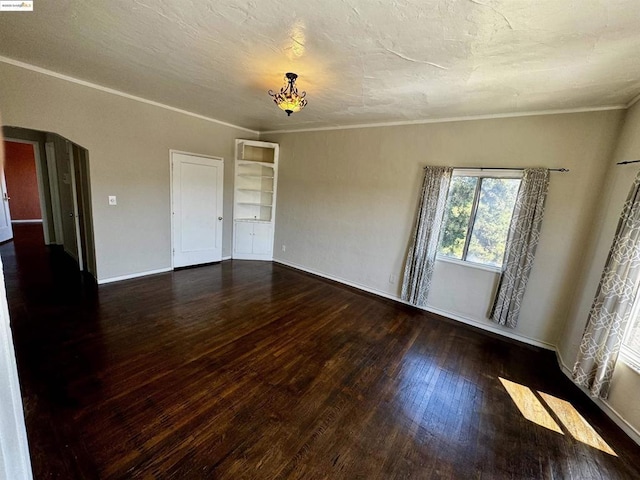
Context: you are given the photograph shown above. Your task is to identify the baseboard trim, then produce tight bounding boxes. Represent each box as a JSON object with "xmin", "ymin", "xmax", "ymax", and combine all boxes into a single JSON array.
[
  {"xmin": 11, "ymin": 219, "xmax": 42, "ymax": 224},
  {"xmin": 98, "ymin": 258, "xmax": 232, "ymax": 285},
  {"xmin": 556, "ymin": 350, "xmax": 640, "ymax": 446},
  {"xmin": 425, "ymin": 304, "xmax": 556, "ymax": 351},
  {"xmin": 97, "ymin": 267, "xmax": 173, "ymax": 285},
  {"xmin": 273, "ymin": 258, "xmax": 555, "ymax": 351}
]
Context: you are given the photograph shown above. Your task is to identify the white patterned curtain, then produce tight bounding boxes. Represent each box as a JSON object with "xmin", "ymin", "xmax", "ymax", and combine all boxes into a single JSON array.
[
  {"xmin": 491, "ymin": 168, "xmax": 550, "ymax": 328},
  {"xmin": 573, "ymin": 171, "xmax": 640, "ymax": 399},
  {"xmin": 401, "ymin": 166, "xmax": 453, "ymax": 306}
]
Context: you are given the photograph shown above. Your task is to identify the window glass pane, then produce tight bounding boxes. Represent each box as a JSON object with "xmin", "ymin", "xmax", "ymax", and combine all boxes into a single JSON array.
[
  {"xmin": 623, "ymin": 319, "xmax": 640, "ymax": 358},
  {"xmin": 466, "ymin": 178, "xmax": 521, "ymax": 268},
  {"xmin": 627, "ymin": 324, "xmax": 640, "ymax": 349},
  {"xmin": 438, "ymin": 176, "xmax": 477, "ymax": 260}
]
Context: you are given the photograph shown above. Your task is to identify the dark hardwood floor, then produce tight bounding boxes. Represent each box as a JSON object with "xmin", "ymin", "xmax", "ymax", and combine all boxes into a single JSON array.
[{"xmin": 3, "ymin": 224, "xmax": 640, "ymax": 479}]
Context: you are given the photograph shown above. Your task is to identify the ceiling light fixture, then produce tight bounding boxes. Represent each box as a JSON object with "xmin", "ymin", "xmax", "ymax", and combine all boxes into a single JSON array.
[{"xmin": 268, "ymin": 72, "xmax": 307, "ymax": 116}]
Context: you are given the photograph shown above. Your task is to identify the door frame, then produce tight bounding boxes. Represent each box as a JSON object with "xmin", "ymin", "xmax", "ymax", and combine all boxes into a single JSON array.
[
  {"xmin": 4, "ymin": 137, "xmax": 51, "ymax": 244},
  {"xmin": 169, "ymin": 150, "xmax": 224, "ymax": 269},
  {"xmin": 72, "ymin": 147, "xmax": 97, "ymax": 279},
  {"xmin": 0, "ymin": 168, "xmax": 12, "ymax": 244},
  {"xmin": 44, "ymin": 141, "xmax": 64, "ymax": 245},
  {"xmin": 68, "ymin": 146, "xmax": 84, "ymax": 271}
]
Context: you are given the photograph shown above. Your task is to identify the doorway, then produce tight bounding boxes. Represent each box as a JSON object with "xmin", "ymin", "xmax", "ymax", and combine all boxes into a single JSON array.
[
  {"xmin": 170, "ymin": 151, "xmax": 224, "ymax": 268},
  {"xmin": 0, "ymin": 162, "xmax": 12, "ymax": 243},
  {"xmin": 1, "ymin": 139, "xmax": 51, "ymax": 244},
  {"xmin": 1, "ymin": 127, "xmax": 97, "ymax": 279}
]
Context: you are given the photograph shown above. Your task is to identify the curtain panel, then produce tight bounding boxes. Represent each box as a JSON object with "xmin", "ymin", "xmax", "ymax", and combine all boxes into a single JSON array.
[
  {"xmin": 573, "ymin": 171, "xmax": 640, "ymax": 399},
  {"xmin": 401, "ymin": 166, "xmax": 453, "ymax": 306},
  {"xmin": 491, "ymin": 168, "xmax": 550, "ymax": 328}
]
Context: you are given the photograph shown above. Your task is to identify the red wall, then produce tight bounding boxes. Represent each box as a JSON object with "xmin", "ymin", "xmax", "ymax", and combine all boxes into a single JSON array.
[{"xmin": 4, "ymin": 141, "xmax": 42, "ymax": 220}]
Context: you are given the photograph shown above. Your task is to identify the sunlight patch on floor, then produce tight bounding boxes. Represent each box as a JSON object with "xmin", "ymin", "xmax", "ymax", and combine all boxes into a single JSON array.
[
  {"xmin": 538, "ymin": 392, "xmax": 617, "ymax": 456},
  {"xmin": 499, "ymin": 377, "xmax": 617, "ymax": 457},
  {"xmin": 498, "ymin": 378, "xmax": 563, "ymax": 434}
]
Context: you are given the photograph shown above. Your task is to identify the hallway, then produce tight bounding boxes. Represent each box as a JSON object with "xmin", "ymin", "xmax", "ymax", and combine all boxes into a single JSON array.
[{"xmin": 3, "ymin": 224, "xmax": 640, "ymax": 479}]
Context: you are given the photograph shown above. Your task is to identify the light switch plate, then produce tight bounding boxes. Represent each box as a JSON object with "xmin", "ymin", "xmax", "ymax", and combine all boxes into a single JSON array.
[{"xmin": 108, "ymin": 195, "xmax": 117, "ymax": 206}]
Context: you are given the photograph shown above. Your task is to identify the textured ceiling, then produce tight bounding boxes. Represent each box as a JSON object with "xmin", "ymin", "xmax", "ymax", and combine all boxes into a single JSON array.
[{"xmin": 0, "ymin": 0, "xmax": 639, "ymax": 132}]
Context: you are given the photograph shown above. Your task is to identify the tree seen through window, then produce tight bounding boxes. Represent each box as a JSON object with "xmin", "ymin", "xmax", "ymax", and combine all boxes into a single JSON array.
[{"xmin": 438, "ymin": 175, "xmax": 521, "ymax": 268}]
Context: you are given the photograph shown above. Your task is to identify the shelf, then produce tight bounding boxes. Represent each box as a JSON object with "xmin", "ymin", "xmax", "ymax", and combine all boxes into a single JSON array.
[
  {"xmin": 238, "ymin": 142, "xmax": 276, "ymax": 163},
  {"xmin": 237, "ymin": 160, "xmax": 275, "ymax": 167},
  {"xmin": 233, "ymin": 139, "xmax": 278, "ymax": 258},
  {"xmin": 235, "ymin": 218, "xmax": 272, "ymax": 223},
  {"xmin": 237, "ymin": 202, "xmax": 272, "ymax": 207}
]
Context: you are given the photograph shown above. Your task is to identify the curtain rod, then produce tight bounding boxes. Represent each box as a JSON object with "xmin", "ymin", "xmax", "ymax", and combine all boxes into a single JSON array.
[
  {"xmin": 425, "ymin": 166, "xmax": 569, "ymax": 172},
  {"xmin": 617, "ymin": 160, "xmax": 640, "ymax": 165}
]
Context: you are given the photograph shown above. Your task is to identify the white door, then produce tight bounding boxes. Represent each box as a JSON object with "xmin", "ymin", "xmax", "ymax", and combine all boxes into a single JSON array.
[
  {"xmin": 0, "ymin": 172, "xmax": 13, "ymax": 243},
  {"xmin": 172, "ymin": 152, "xmax": 224, "ymax": 268}
]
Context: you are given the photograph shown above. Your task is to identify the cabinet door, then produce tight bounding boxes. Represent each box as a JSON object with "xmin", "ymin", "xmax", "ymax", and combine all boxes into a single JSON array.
[
  {"xmin": 252, "ymin": 223, "xmax": 273, "ymax": 255},
  {"xmin": 234, "ymin": 222, "xmax": 254, "ymax": 254}
]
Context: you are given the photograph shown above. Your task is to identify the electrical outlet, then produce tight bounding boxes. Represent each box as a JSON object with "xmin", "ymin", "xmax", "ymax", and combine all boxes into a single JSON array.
[
  {"xmin": 282, "ymin": 245, "xmax": 286, "ymax": 252},
  {"xmin": 108, "ymin": 195, "xmax": 117, "ymax": 206},
  {"xmin": 389, "ymin": 274, "xmax": 397, "ymax": 284}
]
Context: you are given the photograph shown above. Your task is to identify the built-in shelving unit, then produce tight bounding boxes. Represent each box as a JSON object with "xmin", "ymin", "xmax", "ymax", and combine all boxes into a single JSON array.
[{"xmin": 233, "ymin": 140, "xmax": 279, "ymax": 260}]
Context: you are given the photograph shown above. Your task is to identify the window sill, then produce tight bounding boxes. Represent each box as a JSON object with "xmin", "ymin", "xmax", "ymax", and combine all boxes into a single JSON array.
[{"xmin": 435, "ymin": 256, "xmax": 502, "ymax": 274}]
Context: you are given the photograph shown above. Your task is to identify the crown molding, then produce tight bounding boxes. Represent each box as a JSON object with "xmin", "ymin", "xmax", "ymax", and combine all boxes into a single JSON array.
[
  {"xmin": 0, "ymin": 55, "xmax": 259, "ymax": 135},
  {"xmin": 626, "ymin": 91, "xmax": 640, "ymax": 109},
  {"xmin": 1, "ymin": 55, "xmax": 632, "ymax": 137},
  {"xmin": 260, "ymin": 105, "xmax": 627, "ymax": 135}
]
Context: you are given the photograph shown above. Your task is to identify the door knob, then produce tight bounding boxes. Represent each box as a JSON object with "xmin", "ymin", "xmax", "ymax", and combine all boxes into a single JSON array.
[
  {"xmin": 3, "ymin": 193, "xmax": 9, "ymax": 201},
  {"xmin": 69, "ymin": 213, "xmax": 74, "ymax": 217},
  {"xmin": 218, "ymin": 217, "xmax": 223, "ymax": 220}
]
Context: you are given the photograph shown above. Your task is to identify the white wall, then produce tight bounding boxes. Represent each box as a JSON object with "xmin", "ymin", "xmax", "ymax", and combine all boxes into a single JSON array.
[
  {"xmin": 264, "ymin": 110, "xmax": 624, "ymax": 348},
  {"xmin": 559, "ymin": 101, "xmax": 640, "ymax": 437},
  {"xmin": 0, "ymin": 61, "xmax": 257, "ymax": 281},
  {"xmin": 427, "ymin": 260, "xmax": 500, "ymax": 327}
]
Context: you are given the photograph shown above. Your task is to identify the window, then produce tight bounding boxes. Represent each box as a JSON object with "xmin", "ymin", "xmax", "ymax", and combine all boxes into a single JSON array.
[
  {"xmin": 621, "ymin": 312, "xmax": 640, "ymax": 372},
  {"xmin": 438, "ymin": 172, "xmax": 521, "ymax": 268}
]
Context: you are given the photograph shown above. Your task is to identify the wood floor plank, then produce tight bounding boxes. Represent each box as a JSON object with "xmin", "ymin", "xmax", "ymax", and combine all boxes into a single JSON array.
[{"xmin": 3, "ymin": 224, "xmax": 640, "ymax": 479}]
